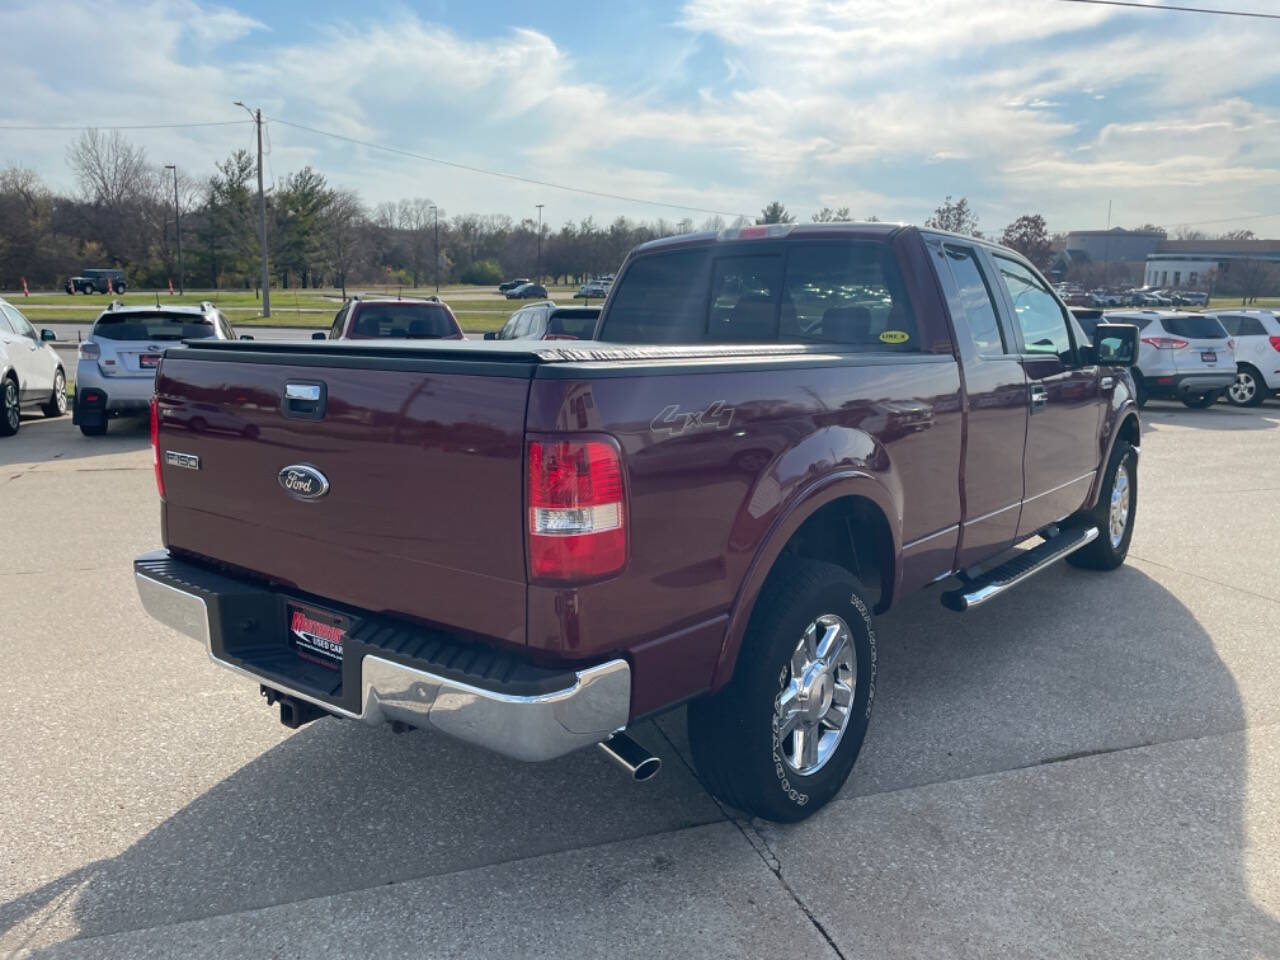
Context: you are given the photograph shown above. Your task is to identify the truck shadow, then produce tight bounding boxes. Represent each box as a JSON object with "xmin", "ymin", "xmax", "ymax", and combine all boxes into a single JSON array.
[
  {"xmin": 1, "ymin": 567, "xmax": 1274, "ymax": 954},
  {"xmin": 0, "ymin": 416, "xmax": 149, "ymax": 470},
  {"xmin": 1139, "ymin": 401, "xmax": 1279, "ymax": 432}
]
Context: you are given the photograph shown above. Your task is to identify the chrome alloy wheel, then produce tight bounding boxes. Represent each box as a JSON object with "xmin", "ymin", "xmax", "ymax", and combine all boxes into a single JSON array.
[
  {"xmin": 1228, "ymin": 370, "xmax": 1257, "ymax": 405},
  {"xmin": 774, "ymin": 614, "xmax": 856, "ymax": 776},
  {"xmin": 53, "ymin": 371, "xmax": 67, "ymax": 414},
  {"xmin": 1109, "ymin": 460, "xmax": 1132, "ymax": 549},
  {"xmin": 3, "ymin": 380, "xmax": 18, "ymax": 432}
]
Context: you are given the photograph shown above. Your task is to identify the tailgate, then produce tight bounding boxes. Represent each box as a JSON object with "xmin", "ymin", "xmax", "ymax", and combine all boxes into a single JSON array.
[{"xmin": 154, "ymin": 346, "xmax": 532, "ymax": 645}]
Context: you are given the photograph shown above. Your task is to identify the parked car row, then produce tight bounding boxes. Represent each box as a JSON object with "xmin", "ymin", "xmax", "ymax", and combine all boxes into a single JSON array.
[{"xmin": 1071, "ymin": 306, "xmax": 1280, "ymax": 408}]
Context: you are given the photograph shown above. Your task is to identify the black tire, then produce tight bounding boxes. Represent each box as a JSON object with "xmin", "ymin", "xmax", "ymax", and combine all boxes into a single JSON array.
[
  {"xmin": 1226, "ymin": 366, "xmax": 1266, "ymax": 408},
  {"xmin": 1181, "ymin": 391, "xmax": 1220, "ymax": 409},
  {"xmin": 688, "ymin": 556, "xmax": 876, "ymax": 822},
  {"xmin": 41, "ymin": 369, "xmax": 67, "ymax": 418},
  {"xmin": 1132, "ymin": 373, "xmax": 1148, "ymax": 409},
  {"xmin": 79, "ymin": 420, "xmax": 107, "ymax": 437},
  {"xmin": 0, "ymin": 377, "xmax": 19, "ymax": 437},
  {"xmin": 1067, "ymin": 440, "xmax": 1136, "ymax": 571}
]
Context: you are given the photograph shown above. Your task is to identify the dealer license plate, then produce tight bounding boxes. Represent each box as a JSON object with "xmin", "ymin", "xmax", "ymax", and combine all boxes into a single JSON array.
[
  {"xmin": 287, "ymin": 602, "xmax": 350, "ymax": 670},
  {"xmin": 1201, "ymin": 351, "xmax": 1217, "ymax": 363},
  {"xmin": 140, "ymin": 354, "xmax": 162, "ymax": 368}
]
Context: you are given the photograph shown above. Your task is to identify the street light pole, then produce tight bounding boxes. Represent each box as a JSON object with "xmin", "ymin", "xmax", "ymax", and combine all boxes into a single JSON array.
[
  {"xmin": 535, "ymin": 203, "xmax": 544, "ymax": 285},
  {"xmin": 164, "ymin": 164, "xmax": 184, "ymax": 295},
  {"xmin": 234, "ymin": 101, "xmax": 271, "ymax": 317},
  {"xmin": 431, "ymin": 204, "xmax": 440, "ymax": 294}
]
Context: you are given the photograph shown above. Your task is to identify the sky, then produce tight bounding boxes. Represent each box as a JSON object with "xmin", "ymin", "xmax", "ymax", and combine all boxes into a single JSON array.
[{"xmin": 1, "ymin": 0, "xmax": 1279, "ymax": 236}]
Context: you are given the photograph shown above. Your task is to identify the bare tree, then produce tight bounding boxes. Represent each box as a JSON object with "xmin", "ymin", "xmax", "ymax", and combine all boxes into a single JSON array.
[
  {"xmin": 1227, "ymin": 258, "xmax": 1277, "ymax": 305},
  {"xmin": 812, "ymin": 206, "xmax": 852, "ymax": 222},
  {"xmin": 398, "ymin": 198, "xmax": 438, "ymax": 287},
  {"xmin": 322, "ymin": 188, "xmax": 366, "ymax": 298}
]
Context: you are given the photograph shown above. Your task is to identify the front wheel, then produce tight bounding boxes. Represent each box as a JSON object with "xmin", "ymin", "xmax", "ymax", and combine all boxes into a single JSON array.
[
  {"xmin": 0, "ymin": 378, "xmax": 19, "ymax": 436},
  {"xmin": 688, "ymin": 557, "xmax": 876, "ymax": 822},
  {"xmin": 1226, "ymin": 368, "xmax": 1266, "ymax": 407},
  {"xmin": 42, "ymin": 370, "xmax": 67, "ymax": 418},
  {"xmin": 1181, "ymin": 392, "xmax": 1220, "ymax": 409},
  {"xmin": 1068, "ymin": 440, "xmax": 1136, "ymax": 571}
]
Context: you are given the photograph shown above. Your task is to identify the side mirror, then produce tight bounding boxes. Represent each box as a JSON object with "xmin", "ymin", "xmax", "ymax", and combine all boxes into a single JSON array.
[
  {"xmin": 239, "ymin": 334, "xmax": 255, "ymax": 341},
  {"xmin": 483, "ymin": 331, "xmax": 497, "ymax": 341},
  {"xmin": 311, "ymin": 332, "xmax": 327, "ymax": 341},
  {"xmin": 1094, "ymin": 323, "xmax": 1138, "ymax": 366},
  {"xmin": 40, "ymin": 329, "xmax": 56, "ymax": 342}
]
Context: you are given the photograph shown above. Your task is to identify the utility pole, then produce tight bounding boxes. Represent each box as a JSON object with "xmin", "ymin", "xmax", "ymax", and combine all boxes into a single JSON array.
[
  {"xmin": 235, "ymin": 101, "xmax": 271, "ymax": 317},
  {"xmin": 535, "ymin": 203, "xmax": 544, "ymax": 285},
  {"xmin": 164, "ymin": 164, "xmax": 184, "ymax": 295},
  {"xmin": 431, "ymin": 204, "xmax": 440, "ymax": 294}
]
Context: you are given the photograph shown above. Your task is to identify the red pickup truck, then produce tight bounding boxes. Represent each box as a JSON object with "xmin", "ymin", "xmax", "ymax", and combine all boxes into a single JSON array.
[{"xmin": 135, "ymin": 223, "xmax": 1142, "ymax": 821}]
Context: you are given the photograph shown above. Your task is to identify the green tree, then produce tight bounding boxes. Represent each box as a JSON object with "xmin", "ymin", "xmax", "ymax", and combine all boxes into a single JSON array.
[
  {"xmin": 757, "ymin": 201, "xmax": 794, "ymax": 224},
  {"xmin": 1000, "ymin": 214, "xmax": 1053, "ymax": 271},
  {"xmin": 200, "ymin": 150, "xmax": 257, "ymax": 287},
  {"xmin": 925, "ymin": 196, "xmax": 980, "ymax": 237},
  {"xmin": 273, "ymin": 166, "xmax": 328, "ymax": 288}
]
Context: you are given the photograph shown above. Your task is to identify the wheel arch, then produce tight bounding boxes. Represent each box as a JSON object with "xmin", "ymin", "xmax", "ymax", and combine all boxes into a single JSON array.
[
  {"xmin": 1086, "ymin": 406, "xmax": 1140, "ymax": 510},
  {"xmin": 710, "ymin": 473, "xmax": 900, "ymax": 692}
]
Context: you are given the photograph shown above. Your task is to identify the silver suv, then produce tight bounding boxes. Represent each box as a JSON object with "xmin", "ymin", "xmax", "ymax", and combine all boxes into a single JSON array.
[
  {"xmin": 74, "ymin": 302, "xmax": 237, "ymax": 436},
  {"xmin": 1107, "ymin": 310, "xmax": 1235, "ymax": 408}
]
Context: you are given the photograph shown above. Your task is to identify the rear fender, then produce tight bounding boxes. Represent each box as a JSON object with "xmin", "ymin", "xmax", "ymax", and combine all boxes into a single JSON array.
[{"xmin": 710, "ymin": 464, "xmax": 901, "ymax": 692}]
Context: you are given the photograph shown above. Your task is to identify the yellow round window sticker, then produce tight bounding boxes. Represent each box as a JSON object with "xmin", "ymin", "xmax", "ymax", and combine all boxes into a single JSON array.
[{"xmin": 879, "ymin": 330, "xmax": 909, "ymax": 344}]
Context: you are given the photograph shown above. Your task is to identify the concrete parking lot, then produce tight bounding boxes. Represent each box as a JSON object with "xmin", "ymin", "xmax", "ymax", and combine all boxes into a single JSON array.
[{"xmin": 2, "ymin": 401, "xmax": 1278, "ymax": 959}]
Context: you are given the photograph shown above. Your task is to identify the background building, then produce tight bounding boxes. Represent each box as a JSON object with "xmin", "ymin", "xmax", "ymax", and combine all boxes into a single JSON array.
[{"xmin": 1144, "ymin": 239, "xmax": 1280, "ymax": 293}]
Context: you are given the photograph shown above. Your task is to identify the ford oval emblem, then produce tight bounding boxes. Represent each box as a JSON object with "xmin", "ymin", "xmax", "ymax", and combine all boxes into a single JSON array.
[{"xmin": 279, "ymin": 464, "xmax": 330, "ymax": 501}]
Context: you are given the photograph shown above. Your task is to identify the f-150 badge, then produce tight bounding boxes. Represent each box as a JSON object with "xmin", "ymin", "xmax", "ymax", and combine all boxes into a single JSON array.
[{"xmin": 651, "ymin": 401, "xmax": 735, "ymax": 437}]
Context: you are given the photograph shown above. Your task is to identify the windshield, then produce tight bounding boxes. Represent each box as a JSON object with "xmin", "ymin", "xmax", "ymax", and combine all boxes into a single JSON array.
[
  {"xmin": 93, "ymin": 314, "xmax": 216, "ymax": 341},
  {"xmin": 1163, "ymin": 315, "xmax": 1228, "ymax": 340},
  {"xmin": 348, "ymin": 304, "xmax": 459, "ymax": 338}
]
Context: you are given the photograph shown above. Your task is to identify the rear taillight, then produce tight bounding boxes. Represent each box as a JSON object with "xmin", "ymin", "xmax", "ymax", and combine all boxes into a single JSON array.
[
  {"xmin": 78, "ymin": 341, "xmax": 100, "ymax": 361},
  {"xmin": 1142, "ymin": 336, "xmax": 1189, "ymax": 350},
  {"xmin": 527, "ymin": 438, "xmax": 626, "ymax": 582},
  {"xmin": 1270, "ymin": 336, "xmax": 1280, "ymax": 353},
  {"xmin": 150, "ymin": 396, "xmax": 165, "ymax": 500}
]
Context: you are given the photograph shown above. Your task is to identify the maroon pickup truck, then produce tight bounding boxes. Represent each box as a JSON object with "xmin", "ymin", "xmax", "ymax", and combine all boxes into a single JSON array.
[{"xmin": 134, "ymin": 223, "xmax": 1142, "ymax": 822}]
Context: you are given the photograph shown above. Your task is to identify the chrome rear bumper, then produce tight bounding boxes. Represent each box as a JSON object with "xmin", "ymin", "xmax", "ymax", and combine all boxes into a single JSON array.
[{"xmin": 134, "ymin": 565, "xmax": 631, "ymax": 762}]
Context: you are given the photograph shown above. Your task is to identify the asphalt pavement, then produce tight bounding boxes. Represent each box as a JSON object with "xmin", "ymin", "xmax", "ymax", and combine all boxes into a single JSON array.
[{"xmin": 1, "ymin": 401, "xmax": 1278, "ymax": 958}]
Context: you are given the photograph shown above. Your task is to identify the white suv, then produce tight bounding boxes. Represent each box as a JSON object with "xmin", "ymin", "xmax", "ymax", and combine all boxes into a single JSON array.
[
  {"xmin": 1206, "ymin": 309, "xmax": 1280, "ymax": 407},
  {"xmin": 74, "ymin": 302, "xmax": 237, "ymax": 436},
  {"xmin": 1107, "ymin": 310, "xmax": 1235, "ymax": 408}
]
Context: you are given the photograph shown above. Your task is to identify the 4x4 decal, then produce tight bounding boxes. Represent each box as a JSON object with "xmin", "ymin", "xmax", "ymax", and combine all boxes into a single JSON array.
[{"xmin": 650, "ymin": 400, "xmax": 735, "ymax": 437}]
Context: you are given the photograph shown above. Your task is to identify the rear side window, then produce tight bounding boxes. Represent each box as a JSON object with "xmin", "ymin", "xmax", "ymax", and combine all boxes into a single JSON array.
[
  {"xmin": 600, "ymin": 241, "xmax": 918, "ymax": 349},
  {"xmin": 1163, "ymin": 315, "xmax": 1228, "ymax": 340},
  {"xmin": 942, "ymin": 246, "xmax": 1005, "ymax": 355},
  {"xmin": 1217, "ymin": 315, "xmax": 1267, "ymax": 337},
  {"xmin": 93, "ymin": 314, "xmax": 216, "ymax": 341},
  {"xmin": 349, "ymin": 304, "xmax": 458, "ymax": 339}
]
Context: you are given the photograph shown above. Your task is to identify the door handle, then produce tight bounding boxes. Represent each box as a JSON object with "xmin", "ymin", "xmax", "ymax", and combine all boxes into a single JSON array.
[
  {"xmin": 1029, "ymin": 385, "xmax": 1048, "ymax": 413},
  {"xmin": 1100, "ymin": 376, "xmax": 1114, "ymax": 390}
]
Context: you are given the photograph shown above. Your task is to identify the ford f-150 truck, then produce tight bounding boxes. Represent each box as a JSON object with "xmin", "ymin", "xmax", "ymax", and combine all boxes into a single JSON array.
[{"xmin": 134, "ymin": 223, "xmax": 1142, "ymax": 821}]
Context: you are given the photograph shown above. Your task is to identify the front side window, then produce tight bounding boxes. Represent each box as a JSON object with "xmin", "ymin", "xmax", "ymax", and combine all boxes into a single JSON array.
[
  {"xmin": 0, "ymin": 308, "xmax": 17, "ymax": 336},
  {"xmin": 3, "ymin": 305, "xmax": 37, "ymax": 340},
  {"xmin": 993, "ymin": 256, "xmax": 1072, "ymax": 360},
  {"xmin": 942, "ymin": 246, "xmax": 1005, "ymax": 355}
]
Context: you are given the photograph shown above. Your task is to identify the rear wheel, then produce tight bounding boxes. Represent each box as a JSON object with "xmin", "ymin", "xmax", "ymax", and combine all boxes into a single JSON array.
[
  {"xmin": 1181, "ymin": 391, "xmax": 1220, "ymax": 409},
  {"xmin": 41, "ymin": 369, "xmax": 67, "ymax": 418},
  {"xmin": 688, "ymin": 557, "xmax": 876, "ymax": 822},
  {"xmin": 0, "ymin": 377, "xmax": 19, "ymax": 436},
  {"xmin": 1068, "ymin": 440, "xmax": 1136, "ymax": 571},
  {"xmin": 79, "ymin": 422, "xmax": 107, "ymax": 437},
  {"xmin": 1226, "ymin": 367, "xmax": 1266, "ymax": 407}
]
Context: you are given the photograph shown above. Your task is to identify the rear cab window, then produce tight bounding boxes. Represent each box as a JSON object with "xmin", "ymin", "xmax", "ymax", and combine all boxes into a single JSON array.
[
  {"xmin": 600, "ymin": 239, "xmax": 919, "ymax": 350},
  {"xmin": 93, "ymin": 313, "xmax": 217, "ymax": 341}
]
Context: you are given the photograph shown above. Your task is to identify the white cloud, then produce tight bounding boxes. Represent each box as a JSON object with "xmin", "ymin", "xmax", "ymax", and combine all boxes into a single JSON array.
[{"xmin": 0, "ymin": 0, "xmax": 1276, "ymax": 233}]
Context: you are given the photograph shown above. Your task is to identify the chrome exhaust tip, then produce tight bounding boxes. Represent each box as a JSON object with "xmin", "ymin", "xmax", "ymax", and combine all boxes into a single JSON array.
[{"xmin": 597, "ymin": 732, "xmax": 661, "ymax": 782}]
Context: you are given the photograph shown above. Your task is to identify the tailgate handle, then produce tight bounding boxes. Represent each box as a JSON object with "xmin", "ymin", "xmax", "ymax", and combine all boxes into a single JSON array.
[{"xmin": 282, "ymin": 381, "xmax": 326, "ymax": 420}]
